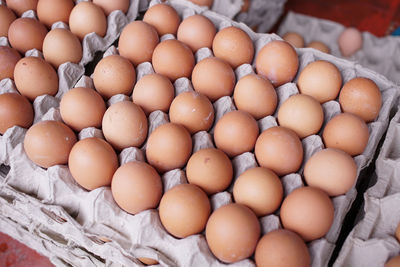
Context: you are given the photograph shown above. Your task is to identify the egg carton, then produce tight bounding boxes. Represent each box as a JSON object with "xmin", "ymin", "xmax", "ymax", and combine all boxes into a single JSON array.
[
  {"xmin": 1, "ymin": 0, "xmax": 400, "ymax": 267},
  {"xmin": 333, "ymin": 105, "xmax": 400, "ymax": 267},
  {"xmin": 277, "ymin": 11, "xmax": 400, "ymax": 85}
]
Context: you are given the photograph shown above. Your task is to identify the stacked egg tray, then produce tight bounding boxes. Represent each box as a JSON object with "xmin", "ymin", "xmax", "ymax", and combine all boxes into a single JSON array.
[
  {"xmin": 334, "ymin": 104, "xmax": 400, "ymax": 267},
  {"xmin": 1, "ymin": 0, "xmax": 400, "ymax": 266},
  {"xmin": 277, "ymin": 11, "xmax": 400, "ymax": 85}
]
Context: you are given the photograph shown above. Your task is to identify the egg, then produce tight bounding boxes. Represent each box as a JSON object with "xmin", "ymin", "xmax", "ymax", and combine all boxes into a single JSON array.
[
  {"xmin": 8, "ymin": 18, "xmax": 48, "ymax": 53},
  {"xmin": 0, "ymin": 93, "xmax": 33, "ymax": 134},
  {"xmin": 385, "ymin": 255, "xmax": 400, "ymax": 267},
  {"xmin": 60, "ymin": 87, "xmax": 106, "ymax": 132},
  {"xmin": 43, "ymin": 28, "xmax": 82, "ymax": 68},
  {"xmin": 338, "ymin": 27, "xmax": 363, "ymax": 57},
  {"xmin": 323, "ymin": 112, "xmax": 369, "ymax": 156},
  {"xmin": 118, "ymin": 21, "xmax": 159, "ymax": 66},
  {"xmin": 307, "ymin": 41, "xmax": 330, "ymax": 54},
  {"xmin": 132, "ymin": 73, "xmax": 174, "ymax": 115},
  {"xmin": 233, "ymin": 167, "xmax": 282, "ymax": 216},
  {"xmin": 93, "ymin": 0, "xmax": 129, "ymax": 15},
  {"xmin": 24, "ymin": 120, "xmax": 77, "ymax": 168},
  {"xmin": 188, "ymin": 0, "xmax": 213, "ymax": 7},
  {"xmin": 254, "ymin": 229, "xmax": 310, "ymax": 267},
  {"xmin": 0, "ymin": 46, "xmax": 21, "ymax": 80},
  {"xmin": 205, "ymin": 203, "xmax": 260, "ymax": 263},
  {"xmin": 255, "ymin": 126, "xmax": 303, "ymax": 176},
  {"xmin": 138, "ymin": 258, "xmax": 159, "ymax": 266},
  {"xmin": 297, "ymin": 60, "xmax": 342, "ymax": 103},
  {"xmin": 143, "ymin": 3, "xmax": 181, "ymax": 36},
  {"xmin": 69, "ymin": 1, "xmax": 107, "ymax": 40},
  {"xmin": 214, "ymin": 110, "xmax": 259, "ymax": 157},
  {"xmin": 14, "ymin": 56, "xmax": 58, "ymax": 101},
  {"xmin": 280, "ymin": 186, "xmax": 334, "ymax": 241},
  {"xmin": 37, "ymin": 0, "xmax": 74, "ymax": 28},
  {"xmin": 111, "ymin": 161, "xmax": 162, "ymax": 214},
  {"xmin": 191, "ymin": 57, "xmax": 235, "ymax": 102},
  {"xmin": 102, "ymin": 101, "xmax": 148, "ymax": 151},
  {"xmin": 240, "ymin": 0, "xmax": 250, "ymax": 12},
  {"xmin": 233, "ymin": 74, "xmax": 277, "ymax": 120},
  {"xmin": 152, "ymin": 39, "xmax": 195, "ymax": 81},
  {"xmin": 93, "ymin": 55, "xmax": 136, "ymax": 99},
  {"xmin": 256, "ymin": 40, "xmax": 299, "ymax": 87},
  {"xmin": 282, "ymin": 32, "xmax": 304, "ymax": 48},
  {"xmin": 0, "ymin": 5, "xmax": 16, "ymax": 37},
  {"xmin": 339, "ymin": 77, "xmax": 382, "ymax": 122},
  {"xmin": 304, "ymin": 148, "xmax": 357, "ymax": 196},
  {"xmin": 177, "ymin": 14, "xmax": 216, "ymax": 52},
  {"xmin": 6, "ymin": 0, "xmax": 38, "ymax": 16},
  {"xmin": 146, "ymin": 123, "xmax": 192, "ymax": 173},
  {"xmin": 277, "ymin": 94, "xmax": 324, "ymax": 138},
  {"xmin": 159, "ymin": 184, "xmax": 210, "ymax": 238},
  {"xmin": 186, "ymin": 148, "xmax": 232, "ymax": 195},
  {"xmin": 396, "ymin": 223, "xmax": 400, "ymax": 242},
  {"xmin": 68, "ymin": 137, "xmax": 118, "ymax": 190},
  {"xmin": 212, "ymin": 26, "xmax": 254, "ymax": 69},
  {"xmin": 169, "ymin": 91, "xmax": 214, "ymax": 134}
]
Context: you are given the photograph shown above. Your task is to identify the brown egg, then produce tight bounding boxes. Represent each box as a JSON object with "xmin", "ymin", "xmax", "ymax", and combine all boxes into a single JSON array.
[
  {"xmin": 69, "ymin": 1, "xmax": 107, "ymax": 40},
  {"xmin": 6, "ymin": 0, "xmax": 38, "ymax": 16},
  {"xmin": 43, "ymin": 28, "xmax": 82, "ymax": 68},
  {"xmin": 0, "ymin": 93, "xmax": 33, "ymax": 134},
  {"xmin": 118, "ymin": 21, "xmax": 159, "ymax": 66},
  {"xmin": 255, "ymin": 126, "xmax": 303, "ymax": 176},
  {"xmin": 138, "ymin": 258, "xmax": 159, "ymax": 266},
  {"xmin": 186, "ymin": 148, "xmax": 232, "ymax": 195},
  {"xmin": 93, "ymin": 55, "xmax": 136, "ymax": 99},
  {"xmin": 146, "ymin": 123, "xmax": 192, "ymax": 173},
  {"xmin": 233, "ymin": 74, "xmax": 277, "ymax": 120},
  {"xmin": 233, "ymin": 167, "xmax": 283, "ymax": 216},
  {"xmin": 278, "ymin": 94, "xmax": 324, "ymax": 138},
  {"xmin": 169, "ymin": 91, "xmax": 214, "ymax": 134},
  {"xmin": 396, "ymin": 223, "xmax": 400, "ymax": 242},
  {"xmin": 111, "ymin": 161, "xmax": 162, "ymax": 214},
  {"xmin": 24, "ymin": 120, "xmax": 77, "ymax": 168},
  {"xmin": 14, "ymin": 56, "xmax": 58, "ymax": 101},
  {"xmin": 385, "ymin": 255, "xmax": 400, "ymax": 267},
  {"xmin": 280, "ymin": 186, "xmax": 334, "ymax": 241},
  {"xmin": 60, "ymin": 87, "xmax": 106, "ymax": 131},
  {"xmin": 212, "ymin": 26, "xmax": 254, "ymax": 69},
  {"xmin": 132, "ymin": 74, "xmax": 174, "ymax": 116},
  {"xmin": 93, "ymin": 0, "xmax": 129, "ymax": 15},
  {"xmin": 152, "ymin": 39, "xmax": 194, "ymax": 81},
  {"xmin": 159, "ymin": 184, "xmax": 210, "ymax": 238},
  {"xmin": 256, "ymin": 40, "xmax": 299, "ymax": 87},
  {"xmin": 143, "ymin": 3, "xmax": 181, "ymax": 36},
  {"xmin": 214, "ymin": 110, "xmax": 259, "ymax": 157},
  {"xmin": 102, "ymin": 101, "xmax": 148, "ymax": 151},
  {"xmin": 240, "ymin": 0, "xmax": 250, "ymax": 12},
  {"xmin": 205, "ymin": 203, "xmax": 260, "ymax": 263},
  {"xmin": 339, "ymin": 77, "xmax": 382, "ymax": 122},
  {"xmin": 37, "ymin": 0, "xmax": 74, "ymax": 28},
  {"xmin": 0, "ymin": 5, "xmax": 16, "ymax": 37},
  {"xmin": 0, "ymin": 46, "xmax": 21, "ymax": 80},
  {"xmin": 282, "ymin": 32, "xmax": 304, "ymax": 48},
  {"xmin": 177, "ymin": 14, "xmax": 216, "ymax": 52},
  {"xmin": 304, "ymin": 148, "xmax": 357, "ymax": 196},
  {"xmin": 323, "ymin": 112, "xmax": 369, "ymax": 156},
  {"xmin": 307, "ymin": 41, "xmax": 330, "ymax": 54},
  {"xmin": 68, "ymin": 137, "xmax": 118, "ymax": 190},
  {"xmin": 255, "ymin": 229, "xmax": 310, "ymax": 267},
  {"xmin": 8, "ymin": 18, "xmax": 48, "ymax": 53},
  {"xmin": 297, "ymin": 60, "xmax": 342, "ymax": 103},
  {"xmin": 192, "ymin": 57, "xmax": 235, "ymax": 102},
  {"xmin": 188, "ymin": 0, "xmax": 213, "ymax": 7}
]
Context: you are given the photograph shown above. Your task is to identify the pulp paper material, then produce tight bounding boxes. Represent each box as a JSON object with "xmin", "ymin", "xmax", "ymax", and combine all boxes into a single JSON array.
[
  {"xmin": 278, "ymin": 11, "xmax": 400, "ymax": 84},
  {"xmin": 1, "ymin": 0, "xmax": 400, "ymax": 266}
]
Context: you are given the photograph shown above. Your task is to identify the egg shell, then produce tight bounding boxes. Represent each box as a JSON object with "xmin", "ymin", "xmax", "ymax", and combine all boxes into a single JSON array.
[
  {"xmin": 0, "ymin": 46, "xmax": 21, "ymax": 80},
  {"xmin": 0, "ymin": 5, "xmax": 16, "ymax": 37},
  {"xmin": 5, "ymin": 0, "xmax": 38, "ymax": 17},
  {"xmin": 0, "ymin": 93, "xmax": 34, "ymax": 134},
  {"xmin": 8, "ymin": 17, "xmax": 48, "ymax": 53},
  {"xmin": 282, "ymin": 32, "xmax": 304, "ymax": 48},
  {"xmin": 396, "ymin": 223, "xmax": 400, "ymax": 243},
  {"xmin": 307, "ymin": 41, "xmax": 330, "ymax": 54},
  {"xmin": 338, "ymin": 27, "xmax": 363, "ymax": 57},
  {"xmin": 93, "ymin": 0, "xmax": 130, "ymax": 15},
  {"xmin": 143, "ymin": 3, "xmax": 181, "ymax": 36},
  {"xmin": 188, "ymin": 0, "xmax": 213, "ymax": 8},
  {"xmin": 37, "ymin": 0, "xmax": 75, "ymax": 28},
  {"xmin": 385, "ymin": 255, "xmax": 400, "ymax": 267}
]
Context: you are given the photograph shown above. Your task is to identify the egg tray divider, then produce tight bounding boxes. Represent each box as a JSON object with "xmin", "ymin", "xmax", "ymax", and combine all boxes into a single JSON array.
[
  {"xmin": 277, "ymin": 11, "xmax": 400, "ymax": 85},
  {"xmin": 334, "ymin": 103, "xmax": 400, "ymax": 267},
  {"xmin": 1, "ymin": 0, "xmax": 400, "ymax": 266}
]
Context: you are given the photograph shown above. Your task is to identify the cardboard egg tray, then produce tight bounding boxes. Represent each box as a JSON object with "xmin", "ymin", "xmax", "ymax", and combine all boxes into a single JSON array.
[
  {"xmin": 277, "ymin": 11, "xmax": 400, "ymax": 85},
  {"xmin": 334, "ymin": 104, "xmax": 400, "ymax": 267},
  {"xmin": 1, "ymin": 0, "xmax": 400, "ymax": 266}
]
